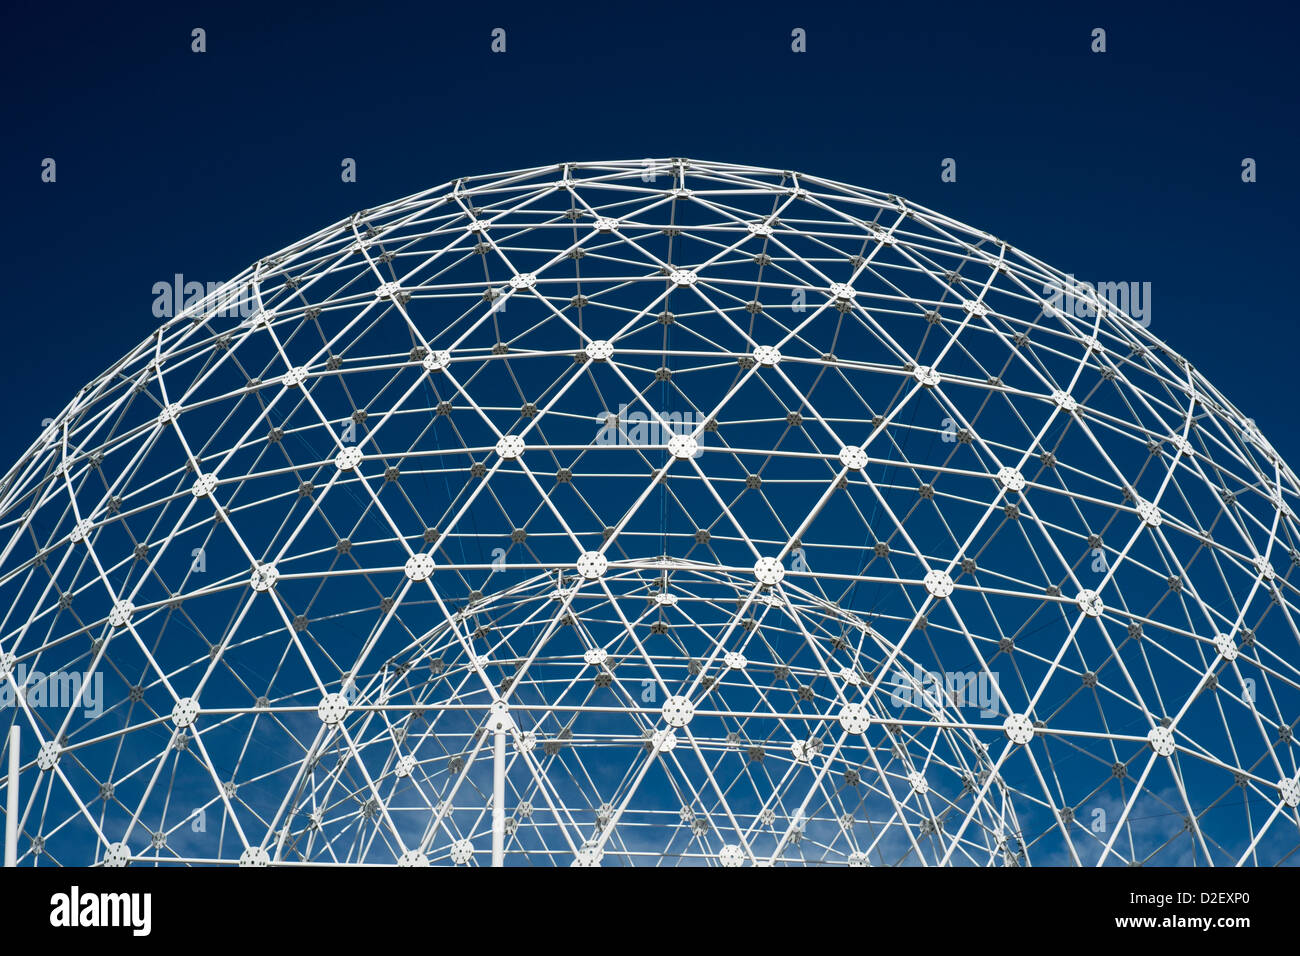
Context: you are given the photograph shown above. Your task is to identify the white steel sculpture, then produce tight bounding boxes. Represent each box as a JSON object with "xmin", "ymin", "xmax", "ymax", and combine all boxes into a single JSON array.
[{"xmin": 0, "ymin": 159, "xmax": 1297, "ymax": 867}]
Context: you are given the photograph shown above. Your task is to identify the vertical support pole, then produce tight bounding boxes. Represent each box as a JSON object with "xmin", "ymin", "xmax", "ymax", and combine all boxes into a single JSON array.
[
  {"xmin": 491, "ymin": 723, "xmax": 505, "ymax": 867},
  {"xmin": 5, "ymin": 725, "xmax": 18, "ymax": 867}
]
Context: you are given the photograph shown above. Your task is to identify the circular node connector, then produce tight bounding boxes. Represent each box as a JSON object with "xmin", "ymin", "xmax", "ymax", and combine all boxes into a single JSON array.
[
  {"xmin": 397, "ymin": 849, "xmax": 429, "ymax": 866},
  {"xmin": 495, "ymin": 434, "xmax": 525, "ymax": 460},
  {"xmin": 395, "ymin": 755, "xmax": 416, "ymax": 778},
  {"xmin": 583, "ymin": 648, "xmax": 608, "ymax": 666},
  {"xmin": 829, "ymin": 282, "xmax": 857, "ymax": 302},
  {"xmin": 404, "ymin": 553, "xmax": 434, "ymax": 582},
  {"xmin": 1280, "ymin": 777, "xmax": 1300, "ymax": 809},
  {"xmin": 1051, "ymin": 390, "xmax": 1078, "ymax": 412},
  {"xmin": 753, "ymin": 345, "xmax": 781, "ymax": 367},
  {"xmin": 191, "ymin": 473, "xmax": 219, "ymax": 498},
  {"xmin": 671, "ymin": 187, "xmax": 693, "ymax": 199},
  {"xmin": 572, "ymin": 843, "xmax": 603, "ymax": 867},
  {"xmin": 280, "ymin": 366, "xmax": 309, "ymax": 388},
  {"xmin": 1075, "ymin": 589, "xmax": 1104, "ymax": 618},
  {"xmin": 421, "ymin": 349, "xmax": 451, "ymax": 372},
  {"xmin": 317, "ymin": 693, "xmax": 349, "ymax": 726},
  {"xmin": 1273, "ymin": 490, "xmax": 1292, "ymax": 518},
  {"xmin": 587, "ymin": 339, "xmax": 615, "ymax": 361},
  {"xmin": 108, "ymin": 600, "xmax": 134, "ymax": 628},
  {"xmin": 1253, "ymin": 555, "xmax": 1275, "ymax": 581},
  {"xmin": 907, "ymin": 771, "xmax": 929, "ymax": 794},
  {"xmin": 103, "ymin": 842, "xmax": 131, "ymax": 867},
  {"xmin": 239, "ymin": 847, "xmax": 270, "ymax": 867},
  {"xmin": 662, "ymin": 695, "xmax": 695, "ymax": 728},
  {"xmin": 509, "ymin": 272, "xmax": 537, "ymax": 290},
  {"xmin": 1169, "ymin": 435, "xmax": 1193, "ymax": 457},
  {"xmin": 36, "ymin": 741, "xmax": 61, "ymax": 771},
  {"xmin": 669, "ymin": 269, "xmax": 698, "ymax": 288},
  {"xmin": 838, "ymin": 702, "xmax": 871, "ymax": 735},
  {"xmin": 1136, "ymin": 500, "xmax": 1162, "ymax": 528},
  {"xmin": 375, "ymin": 281, "xmax": 402, "ymax": 299},
  {"xmin": 247, "ymin": 309, "xmax": 275, "ymax": 328},
  {"xmin": 963, "ymin": 299, "xmax": 989, "ymax": 317},
  {"xmin": 514, "ymin": 730, "xmax": 537, "ymax": 753},
  {"xmin": 923, "ymin": 569, "xmax": 953, "ymax": 599},
  {"xmin": 450, "ymin": 839, "xmax": 474, "ymax": 865},
  {"xmin": 1148, "ymin": 726, "xmax": 1176, "ymax": 757},
  {"xmin": 719, "ymin": 844, "xmax": 745, "ymax": 867},
  {"xmin": 838, "ymin": 445, "xmax": 868, "ymax": 471},
  {"xmin": 724, "ymin": 651, "xmax": 748, "ymax": 670},
  {"xmin": 912, "ymin": 366, "xmax": 941, "ymax": 387},
  {"xmin": 654, "ymin": 592, "xmax": 678, "ymax": 607},
  {"xmin": 847, "ymin": 851, "xmax": 870, "ymax": 867},
  {"xmin": 747, "ymin": 222, "xmax": 773, "ymax": 237},
  {"xmin": 69, "ymin": 518, "xmax": 95, "ymax": 544},
  {"xmin": 171, "ymin": 697, "xmax": 200, "ymax": 728},
  {"xmin": 576, "ymin": 551, "xmax": 607, "ymax": 579},
  {"xmin": 754, "ymin": 557, "xmax": 785, "ymax": 586},
  {"xmin": 593, "ymin": 217, "xmax": 620, "ymax": 233},
  {"xmin": 1213, "ymin": 633, "xmax": 1238, "ymax": 661},
  {"xmin": 0, "ymin": 652, "xmax": 15, "ymax": 680},
  {"xmin": 996, "ymin": 466, "xmax": 1025, "ymax": 492},
  {"xmin": 158, "ymin": 403, "xmax": 183, "ymax": 425},
  {"xmin": 487, "ymin": 700, "xmax": 514, "ymax": 733},
  {"xmin": 838, "ymin": 667, "xmax": 862, "ymax": 686},
  {"xmin": 652, "ymin": 729, "xmax": 678, "ymax": 752},
  {"xmin": 1004, "ymin": 713, "xmax": 1034, "ymax": 746},
  {"xmin": 668, "ymin": 435, "xmax": 698, "ymax": 460},
  {"xmin": 250, "ymin": 564, "xmax": 279, "ymax": 593},
  {"xmin": 335, "ymin": 446, "xmax": 364, "ymax": 471}
]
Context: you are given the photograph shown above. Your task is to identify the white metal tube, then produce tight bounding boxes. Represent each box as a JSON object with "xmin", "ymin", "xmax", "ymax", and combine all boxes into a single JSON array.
[
  {"xmin": 4, "ymin": 725, "xmax": 18, "ymax": 867},
  {"xmin": 491, "ymin": 725, "xmax": 505, "ymax": 867}
]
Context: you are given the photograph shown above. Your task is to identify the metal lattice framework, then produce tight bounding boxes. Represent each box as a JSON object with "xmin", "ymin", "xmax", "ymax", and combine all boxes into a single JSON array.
[{"xmin": 1, "ymin": 158, "xmax": 1298, "ymax": 867}]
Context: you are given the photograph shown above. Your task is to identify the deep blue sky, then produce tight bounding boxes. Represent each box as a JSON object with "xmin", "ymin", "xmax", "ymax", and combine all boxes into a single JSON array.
[{"xmin": 2, "ymin": 0, "xmax": 1296, "ymax": 460}]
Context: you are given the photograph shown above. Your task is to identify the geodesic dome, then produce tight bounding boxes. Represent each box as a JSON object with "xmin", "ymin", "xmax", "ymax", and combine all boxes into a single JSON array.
[{"xmin": 1, "ymin": 158, "xmax": 1298, "ymax": 867}]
